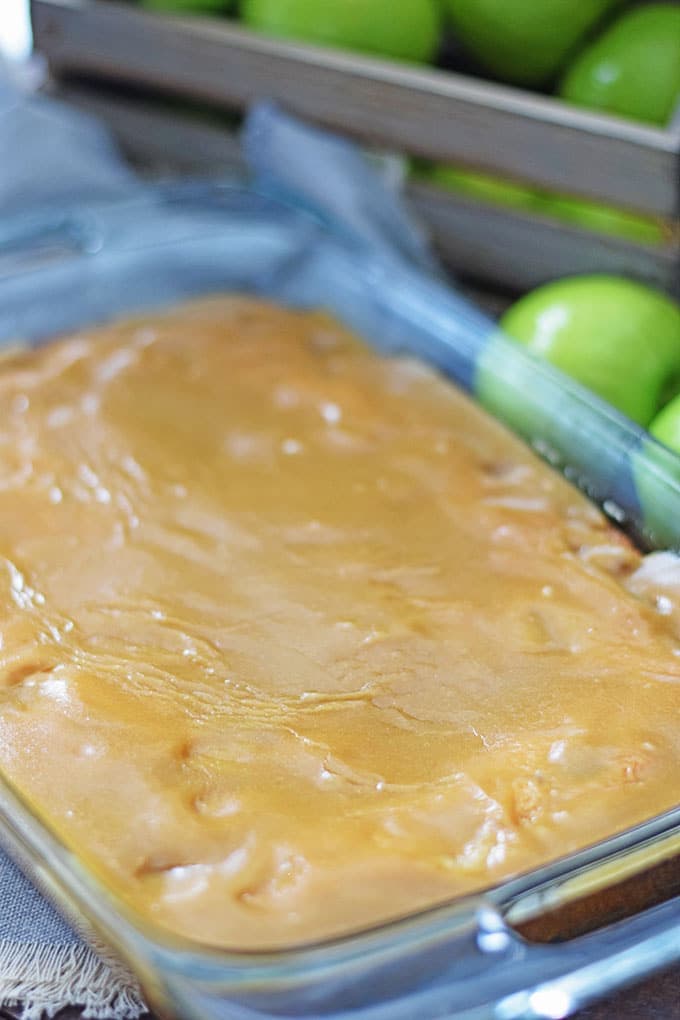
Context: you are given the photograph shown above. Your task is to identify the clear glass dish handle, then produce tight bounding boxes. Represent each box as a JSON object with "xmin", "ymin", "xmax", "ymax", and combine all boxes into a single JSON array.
[{"xmin": 486, "ymin": 897, "xmax": 680, "ymax": 1020}]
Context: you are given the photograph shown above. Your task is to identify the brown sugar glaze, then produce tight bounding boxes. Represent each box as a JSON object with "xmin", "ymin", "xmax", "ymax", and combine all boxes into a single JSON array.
[{"xmin": 0, "ymin": 296, "xmax": 678, "ymax": 949}]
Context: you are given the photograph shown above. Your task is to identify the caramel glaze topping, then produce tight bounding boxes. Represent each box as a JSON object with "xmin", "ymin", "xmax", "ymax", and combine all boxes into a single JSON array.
[{"xmin": 0, "ymin": 296, "xmax": 678, "ymax": 949}]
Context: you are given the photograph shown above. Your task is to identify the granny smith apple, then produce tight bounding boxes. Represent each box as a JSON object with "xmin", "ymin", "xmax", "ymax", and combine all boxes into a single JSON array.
[
  {"xmin": 632, "ymin": 429, "xmax": 680, "ymax": 551},
  {"xmin": 421, "ymin": 164, "xmax": 539, "ymax": 210},
  {"xmin": 497, "ymin": 276, "xmax": 680, "ymax": 427},
  {"xmin": 535, "ymin": 194, "xmax": 664, "ymax": 245},
  {"xmin": 560, "ymin": 4, "xmax": 680, "ymax": 125},
  {"xmin": 441, "ymin": 0, "xmax": 620, "ymax": 86},
  {"xmin": 419, "ymin": 163, "xmax": 664, "ymax": 244},
  {"xmin": 141, "ymin": 0, "xmax": 234, "ymax": 12},
  {"xmin": 650, "ymin": 395, "xmax": 680, "ymax": 456},
  {"xmin": 241, "ymin": 0, "xmax": 442, "ymax": 63}
]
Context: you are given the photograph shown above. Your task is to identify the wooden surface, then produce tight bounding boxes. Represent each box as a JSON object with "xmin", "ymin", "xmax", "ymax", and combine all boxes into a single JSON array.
[
  {"xmin": 575, "ymin": 966, "xmax": 680, "ymax": 1019},
  {"xmin": 31, "ymin": 0, "xmax": 680, "ymax": 216}
]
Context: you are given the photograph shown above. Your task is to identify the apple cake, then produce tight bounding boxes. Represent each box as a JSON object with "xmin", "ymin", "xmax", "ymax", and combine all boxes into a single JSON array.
[{"xmin": 0, "ymin": 296, "xmax": 678, "ymax": 948}]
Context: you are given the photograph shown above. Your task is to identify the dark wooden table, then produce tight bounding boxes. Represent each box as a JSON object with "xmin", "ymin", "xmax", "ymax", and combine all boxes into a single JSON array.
[{"xmin": 576, "ymin": 966, "xmax": 679, "ymax": 1019}]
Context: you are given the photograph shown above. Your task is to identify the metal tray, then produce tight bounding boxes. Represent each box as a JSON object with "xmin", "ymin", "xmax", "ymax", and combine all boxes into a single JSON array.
[
  {"xmin": 30, "ymin": 0, "xmax": 680, "ymax": 297},
  {"xmin": 0, "ymin": 182, "xmax": 679, "ymax": 1020}
]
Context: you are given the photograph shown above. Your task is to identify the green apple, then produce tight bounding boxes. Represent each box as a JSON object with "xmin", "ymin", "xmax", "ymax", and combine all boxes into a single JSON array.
[
  {"xmin": 418, "ymin": 163, "xmax": 664, "ymax": 244},
  {"xmin": 535, "ymin": 194, "xmax": 664, "ymax": 246},
  {"xmin": 420, "ymin": 164, "xmax": 538, "ymax": 210},
  {"xmin": 476, "ymin": 327, "xmax": 582, "ymax": 457},
  {"xmin": 560, "ymin": 4, "xmax": 680, "ymax": 126},
  {"xmin": 496, "ymin": 275, "xmax": 680, "ymax": 426},
  {"xmin": 650, "ymin": 395, "xmax": 680, "ymax": 456},
  {"xmin": 141, "ymin": 0, "xmax": 234, "ymax": 12},
  {"xmin": 632, "ymin": 429, "xmax": 680, "ymax": 551},
  {"xmin": 638, "ymin": 395, "xmax": 680, "ymax": 548},
  {"xmin": 241, "ymin": 0, "xmax": 442, "ymax": 63},
  {"xmin": 441, "ymin": 0, "xmax": 620, "ymax": 86}
]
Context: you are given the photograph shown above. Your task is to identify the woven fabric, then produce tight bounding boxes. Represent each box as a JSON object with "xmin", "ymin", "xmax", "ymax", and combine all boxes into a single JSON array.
[{"xmin": 0, "ymin": 849, "xmax": 146, "ymax": 1018}]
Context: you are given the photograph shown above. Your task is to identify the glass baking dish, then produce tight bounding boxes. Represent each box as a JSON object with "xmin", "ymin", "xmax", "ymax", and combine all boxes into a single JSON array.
[{"xmin": 0, "ymin": 181, "xmax": 679, "ymax": 1020}]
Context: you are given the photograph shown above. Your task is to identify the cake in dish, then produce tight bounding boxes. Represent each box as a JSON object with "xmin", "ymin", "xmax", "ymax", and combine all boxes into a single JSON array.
[{"xmin": 0, "ymin": 296, "xmax": 678, "ymax": 949}]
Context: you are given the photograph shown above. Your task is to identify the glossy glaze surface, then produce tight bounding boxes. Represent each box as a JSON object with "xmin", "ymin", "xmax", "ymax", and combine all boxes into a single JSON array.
[{"xmin": 0, "ymin": 297, "xmax": 678, "ymax": 948}]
